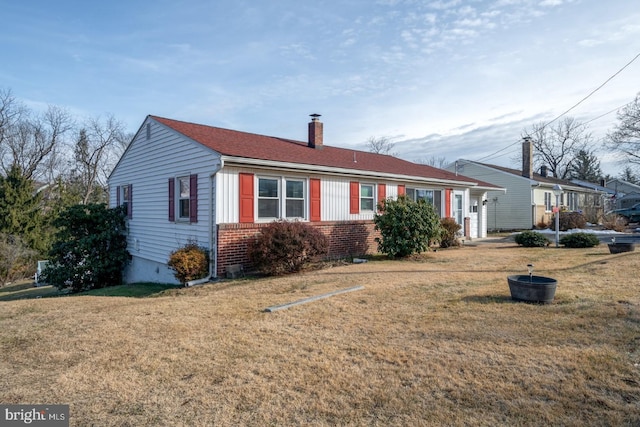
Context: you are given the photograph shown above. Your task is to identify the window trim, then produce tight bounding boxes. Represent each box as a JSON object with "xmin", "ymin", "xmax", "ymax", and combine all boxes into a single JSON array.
[
  {"xmin": 169, "ymin": 174, "xmax": 197, "ymax": 223},
  {"xmin": 117, "ymin": 184, "xmax": 132, "ymax": 219},
  {"xmin": 256, "ymin": 175, "xmax": 308, "ymax": 221},
  {"xmin": 177, "ymin": 175, "xmax": 191, "ymax": 221},
  {"xmin": 257, "ymin": 176, "xmax": 281, "ymax": 220},
  {"xmin": 285, "ymin": 178, "xmax": 306, "ymax": 219},
  {"xmin": 360, "ymin": 183, "xmax": 375, "ymax": 212},
  {"xmin": 544, "ymin": 192, "xmax": 552, "ymax": 212},
  {"xmin": 406, "ymin": 187, "xmax": 435, "ymax": 205}
]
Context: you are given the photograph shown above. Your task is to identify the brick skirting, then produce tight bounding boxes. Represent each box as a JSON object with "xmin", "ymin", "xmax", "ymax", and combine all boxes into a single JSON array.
[{"xmin": 217, "ymin": 221, "xmax": 380, "ymax": 276}]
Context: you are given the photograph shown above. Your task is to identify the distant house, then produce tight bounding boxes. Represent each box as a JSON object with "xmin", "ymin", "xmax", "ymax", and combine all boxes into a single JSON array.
[
  {"xmin": 446, "ymin": 139, "xmax": 606, "ymax": 230},
  {"xmin": 108, "ymin": 115, "xmax": 501, "ymax": 284},
  {"xmin": 604, "ymin": 179, "xmax": 640, "ymax": 209}
]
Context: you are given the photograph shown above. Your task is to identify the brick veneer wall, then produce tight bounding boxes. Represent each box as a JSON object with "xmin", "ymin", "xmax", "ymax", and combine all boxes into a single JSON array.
[{"xmin": 216, "ymin": 221, "xmax": 379, "ymax": 276}]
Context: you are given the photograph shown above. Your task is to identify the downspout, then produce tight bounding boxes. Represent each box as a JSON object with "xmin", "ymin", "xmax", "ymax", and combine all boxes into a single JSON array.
[{"xmin": 186, "ymin": 159, "xmax": 223, "ymax": 286}]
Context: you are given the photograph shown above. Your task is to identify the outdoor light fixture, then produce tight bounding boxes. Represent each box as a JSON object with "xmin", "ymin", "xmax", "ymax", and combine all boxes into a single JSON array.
[{"xmin": 552, "ymin": 184, "xmax": 563, "ymax": 248}]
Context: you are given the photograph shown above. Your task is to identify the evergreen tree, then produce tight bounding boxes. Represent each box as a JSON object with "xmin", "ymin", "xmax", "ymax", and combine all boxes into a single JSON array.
[
  {"xmin": 620, "ymin": 166, "xmax": 639, "ymax": 184},
  {"xmin": 0, "ymin": 164, "xmax": 48, "ymax": 254},
  {"xmin": 569, "ymin": 149, "xmax": 603, "ymax": 182}
]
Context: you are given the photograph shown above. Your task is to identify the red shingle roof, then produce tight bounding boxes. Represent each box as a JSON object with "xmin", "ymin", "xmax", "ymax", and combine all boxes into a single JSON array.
[{"xmin": 151, "ymin": 115, "xmax": 498, "ymax": 187}]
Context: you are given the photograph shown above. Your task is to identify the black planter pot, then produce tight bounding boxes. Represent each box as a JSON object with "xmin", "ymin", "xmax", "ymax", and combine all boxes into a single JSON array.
[
  {"xmin": 507, "ymin": 275, "xmax": 557, "ymax": 304},
  {"xmin": 608, "ymin": 243, "xmax": 635, "ymax": 254}
]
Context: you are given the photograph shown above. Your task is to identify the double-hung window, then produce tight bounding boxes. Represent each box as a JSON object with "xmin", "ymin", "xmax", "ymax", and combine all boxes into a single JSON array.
[
  {"xmin": 286, "ymin": 179, "xmax": 305, "ymax": 218},
  {"xmin": 168, "ymin": 174, "xmax": 197, "ymax": 223},
  {"xmin": 257, "ymin": 176, "xmax": 307, "ymax": 220},
  {"xmin": 544, "ymin": 192, "xmax": 552, "ymax": 212},
  {"xmin": 258, "ymin": 178, "xmax": 279, "ymax": 219},
  {"xmin": 118, "ymin": 184, "xmax": 132, "ymax": 218},
  {"xmin": 360, "ymin": 184, "xmax": 375, "ymax": 211},
  {"xmin": 406, "ymin": 187, "xmax": 434, "ymax": 205},
  {"xmin": 567, "ymin": 192, "xmax": 578, "ymax": 211},
  {"xmin": 178, "ymin": 176, "xmax": 191, "ymax": 219}
]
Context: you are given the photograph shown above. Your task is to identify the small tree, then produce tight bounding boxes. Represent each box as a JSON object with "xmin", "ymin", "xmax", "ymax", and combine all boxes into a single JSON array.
[
  {"xmin": 168, "ymin": 243, "xmax": 209, "ymax": 285},
  {"xmin": 43, "ymin": 204, "xmax": 129, "ymax": 293},
  {"xmin": 248, "ymin": 220, "xmax": 328, "ymax": 276},
  {"xmin": 374, "ymin": 195, "xmax": 442, "ymax": 258},
  {"xmin": 439, "ymin": 217, "xmax": 462, "ymax": 248}
]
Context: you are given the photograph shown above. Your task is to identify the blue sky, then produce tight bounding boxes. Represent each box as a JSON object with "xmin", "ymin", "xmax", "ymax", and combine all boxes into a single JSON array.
[{"xmin": 2, "ymin": 0, "xmax": 639, "ymax": 175}]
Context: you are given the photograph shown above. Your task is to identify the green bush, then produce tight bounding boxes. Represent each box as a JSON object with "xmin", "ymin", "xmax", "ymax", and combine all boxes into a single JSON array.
[
  {"xmin": 43, "ymin": 204, "xmax": 130, "ymax": 293},
  {"xmin": 439, "ymin": 217, "xmax": 461, "ymax": 248},
  {"xmin": 559, "ymin": 233, "xmax": 600, "ymax": 248},
  {"xmin": 374, "ymin": 195, "xmax": 442, "ymax": 257},
  {"xmin": 168, "ymin": 242, "xmax": 210, "ymax": 285},
  {"xmin": 248, "ymin": 220, "xmax": 328, "ymax": 276},
  {"xmin": 550, "ymin": 211, "xmax": 587, "ymax": 231},
  {"xmin": 514, "ymin": 230, "xmax": 550, "ymax": 247}
]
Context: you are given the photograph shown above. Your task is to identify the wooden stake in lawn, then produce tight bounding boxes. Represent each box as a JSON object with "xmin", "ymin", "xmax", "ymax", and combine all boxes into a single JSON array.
[{"xmin": 264, "ymin": 286, "xmax": 365, "ymax": 312}]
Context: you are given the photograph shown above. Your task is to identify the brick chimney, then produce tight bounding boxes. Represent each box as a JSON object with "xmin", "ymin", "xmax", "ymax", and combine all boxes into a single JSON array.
[
  {"xmin": 540, "ymin": 165, "xmax": 548, "ymax": 178},
  {"xmin": 308, "ymin": 114, "xmax": 323, "ymax": 149},
  {"xmin": 522, "ymin": 137, "xmax": 533, "ymax": 179}
]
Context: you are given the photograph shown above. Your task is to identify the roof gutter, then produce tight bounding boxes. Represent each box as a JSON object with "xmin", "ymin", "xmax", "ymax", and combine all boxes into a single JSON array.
[{"xmin": 221, "ymin": 156, "xmax": 480, "ymax": 188}]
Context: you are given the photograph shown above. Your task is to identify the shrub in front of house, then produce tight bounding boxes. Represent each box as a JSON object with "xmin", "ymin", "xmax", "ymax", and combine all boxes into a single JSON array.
[
  {"xmin": 601, "ymin": 213, "xmax": 627, "ymax": 232},
  {"xmin": 43, "ymin": 204, "xmax": 130, "ymax": 293},
  {"xmin": 168, "ymin": 242, "xmax": 210, "ymax": 285},
  {"xmin": 249, "ymin": 220, "xmax": 329, "ymax": 276},
  {"xmin": 514, "ymin": 230, "xmax": 550, "ymax": 247},
  {"xmin": 550, "ymin": 211, "xmax": 587, "ymax": 231},
  {"xmin": 559, "ymin": 233, "xmax": 600, "ymax": 248},
  {"xmin": 374, "ymin": 195, "xmax": 442, "ymax": 257},
  {"xmin": 439, "ymin": 217, "xmax": 461, "ymax": 248}
]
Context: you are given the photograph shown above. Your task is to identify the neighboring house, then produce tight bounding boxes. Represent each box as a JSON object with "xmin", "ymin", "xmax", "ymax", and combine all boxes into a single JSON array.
[
  {"xmin": 108, "ymin": 115, "xmax": 501, "ymax": 284},
  {"xmin": 570, "ymin": 179, "xmax": 616, "ymax": 213},
  {"xmin": 604, "ymin": 179, "xmax": 640, "ymax": 209},
  {"xmin": 446, "ymin": 139, "xmax": 606, "ymax": 230}
]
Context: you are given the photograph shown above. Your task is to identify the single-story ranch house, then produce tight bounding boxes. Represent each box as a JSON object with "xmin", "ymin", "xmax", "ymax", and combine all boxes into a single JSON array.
[{"xmin": 108, "ymin": 115, "xmax": 501, "ymax": 284}]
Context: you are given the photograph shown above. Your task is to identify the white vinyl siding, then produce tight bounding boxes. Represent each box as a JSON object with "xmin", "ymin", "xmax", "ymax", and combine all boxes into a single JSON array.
[{"xmin": 109, "ymin": 118, "xmax": 217, "ymax": 268}]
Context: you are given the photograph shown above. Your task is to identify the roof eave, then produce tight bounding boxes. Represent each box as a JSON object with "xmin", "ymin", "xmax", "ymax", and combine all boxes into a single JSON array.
[{"xmin": 221, "ymin": 156, "xmax": 481, "ymax": 187}]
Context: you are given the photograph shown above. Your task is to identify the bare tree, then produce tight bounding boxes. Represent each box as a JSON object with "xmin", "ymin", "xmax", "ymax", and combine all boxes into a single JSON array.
[
  {"xmin": 522, "ymin": 117, "xmax": 592, "ymax": 180},
  {"xmin": 608, "ymin": 93, "xmax": 640, "ymax": 167},
  {"xmin": 0, "ymin": 90, "xmax": 72, "ymax": 181},
  {"xmin": 367, "ymin": 136, "xmax": 397, "ymax": 156},
  {"xmin": 70, "ymin": 114, "xmax": 127, "ymax": 204},
  {"xmin": 419, "ymin": 156, "xmax": 449, "ymax": 168}
]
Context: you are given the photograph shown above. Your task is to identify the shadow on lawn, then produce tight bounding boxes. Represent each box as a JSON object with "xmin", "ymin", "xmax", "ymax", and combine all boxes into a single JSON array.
[{"xmin": 0, "ymin": 281, "xmax": 180, "ymax": 302}]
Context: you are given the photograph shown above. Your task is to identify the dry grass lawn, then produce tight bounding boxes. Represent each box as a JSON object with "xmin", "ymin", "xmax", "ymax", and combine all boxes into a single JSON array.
[{"xmin": 1, "ymin": 241, "xmax": 639, "ymax": 426}]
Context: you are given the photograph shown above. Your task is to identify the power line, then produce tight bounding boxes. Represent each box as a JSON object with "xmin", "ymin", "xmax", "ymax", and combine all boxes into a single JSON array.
[
  {"xmin": 474, "ymin": 139, "xmax": 520, "ymax": 162},
  {"xmin": 543, "ymin": 51, "xmax": 640, "ymax": 128},
  {"xmin": 472, "ymin": 52, "xmax": 640, "ymax": 164}
]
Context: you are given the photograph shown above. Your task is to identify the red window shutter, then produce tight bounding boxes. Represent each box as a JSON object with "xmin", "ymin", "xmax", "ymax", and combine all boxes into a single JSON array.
[
  {"xmin": 349, "ymin": 181, "xmax": 359, "ymax": 214},
  {"xmin": 189, "ymin": 174, "xmax": 198, "ymax": 223},
  {"xmin": 127, "ymin": 185, "xmax": 132, "ymax": 219},
  {"xmin": 116, "ymin": 186, "xmax": 120, "ymax": 207},
  {"xmin": 445, "ymin": 189, "xmax": 452, "ymax": 217},
  {"xmin": 310, "ymin": 178, "xmax": 321, "ymax": 221},
  {"xmin": 377, "ymin": 183, "xmax": 386, "ymax": 212},
  {"xmin": 397, "ymin": 185, "xmax": 405, "ymax": 196},
  {"xmin": 168, "ymin": 178, "xmax": 175, "ymax": 222},
  {"xmin": 239, "ymin": 173, "xmax": 254, "ymax": 223}
]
